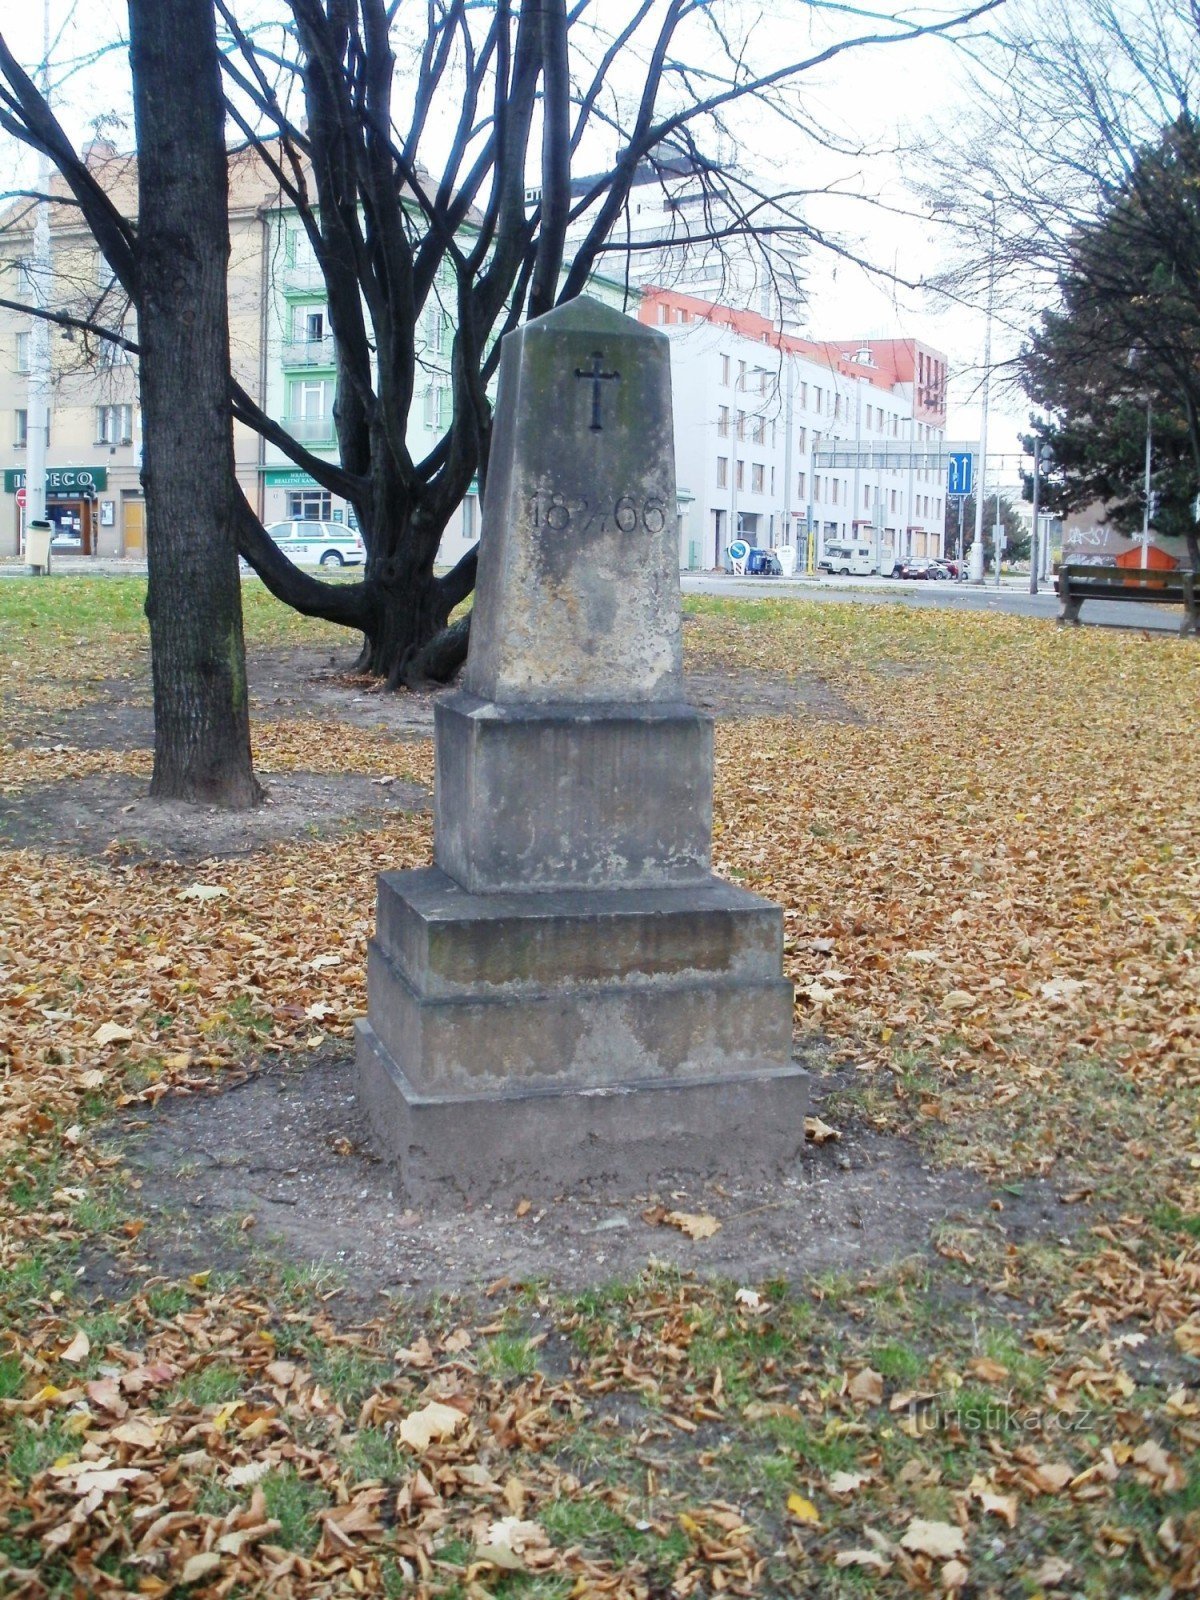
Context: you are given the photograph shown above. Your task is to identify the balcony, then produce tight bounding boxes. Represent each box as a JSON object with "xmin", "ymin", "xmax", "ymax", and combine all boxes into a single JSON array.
[
  {"xmin": 281, "ymin": 336, "xmax": 336, "ymax": 369},
  {"xmin": 278, "ymin": 415, "xmax": 337, "ymax": 448}
]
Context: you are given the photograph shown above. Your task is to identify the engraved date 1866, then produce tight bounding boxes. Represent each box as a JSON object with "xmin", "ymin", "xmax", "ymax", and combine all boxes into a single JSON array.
[{"xmin": 527, "ymin": 492, "xmax": 668, "ymax": 535}]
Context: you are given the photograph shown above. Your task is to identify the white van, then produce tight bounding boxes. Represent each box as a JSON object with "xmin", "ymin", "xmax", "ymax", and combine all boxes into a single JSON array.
[
  {"xmin": 264, "ymin": 520, "xmax": 366, "ymax": 567},
  {"xmin": 818, "ymin": 541, "xmax": 875, "ymax": 577}
]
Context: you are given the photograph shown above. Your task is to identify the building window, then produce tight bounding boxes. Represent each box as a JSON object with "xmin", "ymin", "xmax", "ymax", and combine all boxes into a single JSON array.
[
  {"xmin": 716, "ymin": 456, "xmax": 728, "ymax": 488},
  {"xmin": 737, "ymin": 359, "xmax": 746, "ymax": 390},
  {"xmin": 736, "ymin": 459, "xmax": 745, "ymax": 489},
  {"xmin": 14, "ymin": 409, "xmax": 27, "ymax": 448},
  {"xmin": 98, "ymin": 336, "xmax": 132, "ymax": 371},
  {"xmin": 797, "ymin": 427, "xmax": 807, "ymax": 453},
  {"xmin": 736, "ymin": 410, "xmax": 746, "ymax": 440},
  {"xmin": 293, "ymin": 304, "xmax": 326, "ymax": 343},
  {"xmin": 720, "ymin": 354, "xmax": 730, "ymax": 385},
  {"xmin": 423, "ymin": 384, "xmax": 452, "ymax": 430},
  {"xmin": 813, "ymin": 385, "xmax": 822, "ymax": 414},
  {"xmin": 751, "ymin": 463, "xmax": 765, "ymax": 494},
  {"xmin": 831, "ymin": 479, "xmax": 839, "ymax": 506},
  {"xmin": 95, "ymin": 403, "xmax": 133, "ymax": 445},
  {"xmin": 863, "ymin": 485, "xmax": 871, "ymax": 509},
  {"xmin": 798, "ymin": 470, "xmax": 806, "ymax": 499},
  {"xmin": 770, "ymin": 466, "xmax": 776, "ymax": 495},
  {"xmin": 16, "ymin": 332, "xmax": 30, "ymax": 374},
  {"xmin": 751, "ymin": 416, "xmax": 764, "ymax": 445},
  {"xmin": 814, "ymin": 475, "xmax": 822, "ymax": 501},
  {"xmin": 717, "ymin": 405, "xmax": 729, "ymax": 437},
  {"xmin": 799, "ymin": 382, "xmax": 808, "ymax": 409},
  {"xmin": 288, "ymin": 489, "xmax": 332, "ymax": 519}
]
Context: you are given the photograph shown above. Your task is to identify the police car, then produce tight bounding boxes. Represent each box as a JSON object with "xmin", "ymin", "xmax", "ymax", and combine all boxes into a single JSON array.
[{"xmin": 264, "ymin": 520, "xmax": 365, "ymax": 567}]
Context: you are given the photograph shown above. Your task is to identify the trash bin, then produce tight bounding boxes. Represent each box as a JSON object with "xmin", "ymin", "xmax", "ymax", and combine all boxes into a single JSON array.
[{"xmin": 25, "ymin": 520, "xmax": 52, "ymax": 575}]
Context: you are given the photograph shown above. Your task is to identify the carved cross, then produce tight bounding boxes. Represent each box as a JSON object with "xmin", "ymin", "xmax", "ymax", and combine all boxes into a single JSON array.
[{"xmin": 574, "ymin": 350, "xmax": 620, "ymax": 431}]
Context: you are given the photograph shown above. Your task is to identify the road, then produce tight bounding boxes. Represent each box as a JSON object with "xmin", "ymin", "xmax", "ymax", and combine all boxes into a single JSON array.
[
  {"xmin": 0, "ymin": 558, "xmax": 1185, "ymax": 634},
  {"xmin": 680, "ymin": 572, "xmax": 1186, "ymax": 634}
]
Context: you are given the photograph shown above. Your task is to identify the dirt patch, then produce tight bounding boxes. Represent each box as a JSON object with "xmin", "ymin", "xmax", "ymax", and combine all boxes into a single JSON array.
[
  {"xmin": 117, "ymin": 1050, "xmax": 1068, "ymax": 1308},
  {"xmin": 13, "ymin": 648, "xmax": 860, "ymax": 755},
  {"xmin": 0, "ymin": 771, "xmax": 428, "ymax": 861},
  {"xmin": 684, "ymin": 667, "xmax": 863, "ymax": 724}
]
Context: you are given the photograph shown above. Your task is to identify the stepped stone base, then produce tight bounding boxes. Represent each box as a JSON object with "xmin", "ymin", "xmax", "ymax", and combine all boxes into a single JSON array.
[
  {"xmin": 355, "ymin": 867, "xmax": 805, "ymax": 1199},
  {"xmin": 356, "ymin": 1019, "xmax": 809, "ymax": 1203}
]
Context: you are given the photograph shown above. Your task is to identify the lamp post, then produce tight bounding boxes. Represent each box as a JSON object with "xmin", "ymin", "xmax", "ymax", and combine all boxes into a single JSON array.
[
  {"xmin": 1029, "ymin": 441, "xmax": 1053, "ymax": 596},
  {"xmin": 970, "ymin": 190, "xmax": 998, "ymax": 584}
]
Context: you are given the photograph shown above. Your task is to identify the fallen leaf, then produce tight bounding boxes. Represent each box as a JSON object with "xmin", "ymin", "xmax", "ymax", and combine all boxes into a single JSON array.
[
  {"xmin": 805, "ymin": 1115, "xmax": 841, "ymax": 1143},
  {"xmin": 965, "ymin": 1357, "xmax": 1009, "ymax": 1383},
  {"xmin": 179, "ymin": 884, "xmax": 227, "ymax": 902},
  {"xmin": 111, "ymin": 1418, "xmax": 160, "ymax": 1448},
  {"xmin": 179, "ymin": 1552, "xmax": 223, "ymax": 1585},
  {"xmin": 786, "ymin": 1493, "xmax": 820, "ymax": 1524},
  {"xmin": 827, "ymin": 1470, "xmax": 868, "ymax": 1496},
  {"xmin": 60, "ymin": 1329, "xmax": 90, "ymax": 1365},
  {"xmin": 399, "ymin": 1400, "xmax": 466, "ymax": 1451},
  {"xmin": 1033, "ymin": 1556, "xmax": 1072, "ymax": 1585},
  {"xmin": 835, "ymin": 1549, "xmax": 891, "ymax": 1573},
  {"xmin": 663, "ymin": 1210, "xmax": 721, "ymax": 1240},
  {"xmin": 848, "ymin": 1368, "xmax": 884, "ymax": 1405},
  {"xmin": 91, "ymin": 1022, "xmax": 133, "ymax": 1047},
  {"xmin": 941, "ymin": 1558, "xmax": 970, "ymax": 1592},
  {"xmin": 900, "ymin": 1519, "xmax": 966, "ymax": 1559}
]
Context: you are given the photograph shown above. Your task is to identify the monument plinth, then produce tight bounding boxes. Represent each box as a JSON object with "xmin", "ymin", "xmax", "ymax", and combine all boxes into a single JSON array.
[{"xmin": 356, "ymin": 297, "xmax": 807, "ymax": 1201}]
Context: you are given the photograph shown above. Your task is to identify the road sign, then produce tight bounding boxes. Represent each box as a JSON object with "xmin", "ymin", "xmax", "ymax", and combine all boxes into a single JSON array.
[
  {"xmin": 947, "ymin": 452, "xmax": 973, "ymax": 497},
  {"xmin": 15, "ymin": 488, "xmax": 25, "ymax": 508}
]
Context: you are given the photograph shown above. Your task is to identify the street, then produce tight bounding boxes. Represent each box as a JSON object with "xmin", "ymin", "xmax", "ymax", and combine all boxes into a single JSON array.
[{"xmin": 680, "ymin": 571, "xmax": 1189, "ymax": 633}]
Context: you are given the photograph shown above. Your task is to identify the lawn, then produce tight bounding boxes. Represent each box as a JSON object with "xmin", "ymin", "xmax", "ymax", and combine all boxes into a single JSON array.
[{"xmin": 0, "ymin": 579, "xmax": 1197, "ymax": 1597}]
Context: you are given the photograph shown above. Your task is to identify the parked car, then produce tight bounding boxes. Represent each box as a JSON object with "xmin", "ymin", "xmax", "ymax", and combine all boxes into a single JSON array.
[
  {"xmin": 891, "ymin": 557, "xmax": 943, "ymax": 580},
  {"xmin": 263, "ymin": 520, "xmax": 366, "ymax": 567},
  {"xmin": 936, "ymin": 559, "xmax": 961, "ymax": 579}
]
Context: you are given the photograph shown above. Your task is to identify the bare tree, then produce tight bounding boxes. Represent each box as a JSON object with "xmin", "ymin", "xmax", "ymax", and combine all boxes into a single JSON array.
[{"xmin": 2, "ymin": 0, "xmax": 998, "ymax": 692}]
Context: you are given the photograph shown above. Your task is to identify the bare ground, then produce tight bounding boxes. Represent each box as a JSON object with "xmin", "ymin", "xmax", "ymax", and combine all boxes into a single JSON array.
[{"xmin": 106, "ymin": 1049, "xmax": 1072, "ymax": 1312}]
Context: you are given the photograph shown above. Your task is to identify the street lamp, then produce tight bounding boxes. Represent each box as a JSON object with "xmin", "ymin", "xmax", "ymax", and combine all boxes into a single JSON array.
[
  {"xmin": 970, "ymin": 190, "xmax": 999, "ymax": 584},
  {"xmin": 1029, "ymin": 441, "xmax": 1053, "ymax": 596}
]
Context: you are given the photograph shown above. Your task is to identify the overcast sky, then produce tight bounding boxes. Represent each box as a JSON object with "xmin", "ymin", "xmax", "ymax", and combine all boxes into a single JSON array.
[{"xmin": 1, "ymin": 1, "xmax": 1033, "ymax": 469}]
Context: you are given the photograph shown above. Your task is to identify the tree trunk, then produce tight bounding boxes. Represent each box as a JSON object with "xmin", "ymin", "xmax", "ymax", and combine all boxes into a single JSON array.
[{"xmin": 130, "ymin": 0, "xmax": 261, "ymax": 808}]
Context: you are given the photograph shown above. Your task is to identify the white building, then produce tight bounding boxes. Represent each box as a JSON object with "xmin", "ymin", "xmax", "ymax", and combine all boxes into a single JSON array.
[{"xmin": 638, "ymin": 287, "xmax": 949, "ymax": 572}]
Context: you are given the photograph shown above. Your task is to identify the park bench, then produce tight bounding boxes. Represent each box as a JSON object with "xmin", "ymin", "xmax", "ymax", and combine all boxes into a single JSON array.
[{"xmin": 1056, "ymin": 563, "xmax": 1199, "ymax": 635}]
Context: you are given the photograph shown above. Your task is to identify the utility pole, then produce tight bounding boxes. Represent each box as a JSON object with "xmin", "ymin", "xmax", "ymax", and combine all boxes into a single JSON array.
[
  {"xmin": 24, "ymin": 0, "xmax": 52, "ymax": 542},
  {"xmin": 1141, "ymin": 397, "xmax": 1153, "ymax": 568},
  {"xmin": 970, "ymin": 192, "xmax": 998, "ymax": 584}
]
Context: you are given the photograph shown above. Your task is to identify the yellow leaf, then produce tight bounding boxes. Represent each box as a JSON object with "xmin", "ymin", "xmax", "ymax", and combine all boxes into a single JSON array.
[
  {"xmin": 189, "ymin": 1271, "xmax": 211, "ymax": 1289},
  {"xmin": 787, "ymin": 1493, "xmax": 820, "ymax": 1524},
  {"xmin": 180, "ymin": 1552, "xmax": 223, "ymax": 1585},
  {"xmin": 211, "ymin": 1401, "xmax": 242, "ymax": 1432},
  {"xmin": 848, "ymin": 1368, "xmax": 884, "ymax": 1405},
  {"xmin": 805, "ymin": 1116, "xmax": 841, "ymax": 1144}
]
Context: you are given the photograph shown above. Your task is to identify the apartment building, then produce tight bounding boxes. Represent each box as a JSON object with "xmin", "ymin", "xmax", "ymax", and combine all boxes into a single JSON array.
[
  {"xmin": 639, "ymin": 287, "xmax": 949, "ymax": 571},
  {"xmin": 0, "ymin": 139, "xmax": 269, "ymax": 558}
]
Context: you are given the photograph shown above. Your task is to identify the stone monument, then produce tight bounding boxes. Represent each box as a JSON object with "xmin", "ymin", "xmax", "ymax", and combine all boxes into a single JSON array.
[{"xmin": 356, "ymin": 296, "xmax": 807, "ymax": 1200}]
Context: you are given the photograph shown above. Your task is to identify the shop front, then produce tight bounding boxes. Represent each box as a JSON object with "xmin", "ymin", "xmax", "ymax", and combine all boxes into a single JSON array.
[{"xmin": 5, "ymin": 467, "xmax": 109, "ymax": 556}]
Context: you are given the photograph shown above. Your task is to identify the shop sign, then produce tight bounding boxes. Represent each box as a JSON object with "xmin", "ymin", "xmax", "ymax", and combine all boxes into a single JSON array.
[
  {"xmin": 5, "ymin": 467, "xmax": 108, "ymax": 495},
  {"xmin": 263, "ymin": 469, "xmax": 319, "ymax": 488}
]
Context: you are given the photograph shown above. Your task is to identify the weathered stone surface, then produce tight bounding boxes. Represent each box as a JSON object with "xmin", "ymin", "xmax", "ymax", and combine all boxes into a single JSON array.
[
  {"xmin": 433, "ymin": 691, "xmax": 712, "ymax": 892},
  {"xmin": 375, "ymin": 867, "xmax": 784, "ymax": 998},
  {"xmin": 355, "ymin": 295, "xmax": 804, "ymax": 1199},
  {"xmin": 464, "ymin": 297, "xmax": 682, "ymax": 706},
  {"xmin": 356, "ymin": 1018, "xmax": 809, "ymax": 1203}
]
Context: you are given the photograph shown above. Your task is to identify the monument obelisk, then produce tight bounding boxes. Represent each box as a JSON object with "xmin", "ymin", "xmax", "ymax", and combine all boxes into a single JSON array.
[{"xmin": 356, "ymin": 297, "xmax": 807, "ymax": 1200}]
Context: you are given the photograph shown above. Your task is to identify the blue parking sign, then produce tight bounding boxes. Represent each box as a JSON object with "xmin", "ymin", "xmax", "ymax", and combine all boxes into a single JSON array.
[{"xmin": 947, "ymin": 452, "xmax": 973, "ymax": 497}]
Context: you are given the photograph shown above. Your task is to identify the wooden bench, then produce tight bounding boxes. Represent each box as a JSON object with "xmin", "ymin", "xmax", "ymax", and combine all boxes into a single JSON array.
[{"xmin": 1056, "ymin": 563, "xmax": 1199, "ymax": 635}]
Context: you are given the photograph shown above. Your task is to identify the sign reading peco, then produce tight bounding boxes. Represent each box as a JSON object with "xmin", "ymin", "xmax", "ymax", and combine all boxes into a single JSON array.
[{"xmin": 5, "ymin": 467, "xmax": 108, "ymax": 496}]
